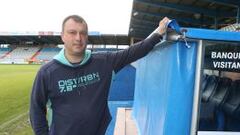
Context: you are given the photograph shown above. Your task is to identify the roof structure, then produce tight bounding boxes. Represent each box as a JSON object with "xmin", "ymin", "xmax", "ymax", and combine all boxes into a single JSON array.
[
  {"xmin": 0, "ymin": 34, "xmax": 130, "ymax": 45},
  {"xmin": 1, "ymin": 1, "xmax": 240, "ymax": 45},
  {"xmin": 129, "ymin": 0, "xmax": 240, "ymax": 38}
]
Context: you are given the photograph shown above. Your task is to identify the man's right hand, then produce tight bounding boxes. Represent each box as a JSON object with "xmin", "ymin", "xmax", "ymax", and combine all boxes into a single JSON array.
[{"xmin": 158, "ymin": 17, "xmax": 170, "ymax": 36}]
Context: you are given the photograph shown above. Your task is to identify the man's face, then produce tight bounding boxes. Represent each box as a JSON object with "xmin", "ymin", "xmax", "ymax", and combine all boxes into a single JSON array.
[{"xmin": 61, "ymin": 19, "xmax": 88, "ymax": 57}]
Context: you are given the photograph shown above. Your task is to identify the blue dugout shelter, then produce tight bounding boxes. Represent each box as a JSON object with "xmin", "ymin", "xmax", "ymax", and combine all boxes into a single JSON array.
[{"xmin": 132, "ymin": 24, "xmax": 240, "ymax": 135}]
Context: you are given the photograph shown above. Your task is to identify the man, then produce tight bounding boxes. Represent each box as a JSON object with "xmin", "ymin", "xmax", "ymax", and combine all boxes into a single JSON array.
[{"xmin": 30, "ymin": 15, "xmax": 169, "ymax": 135}]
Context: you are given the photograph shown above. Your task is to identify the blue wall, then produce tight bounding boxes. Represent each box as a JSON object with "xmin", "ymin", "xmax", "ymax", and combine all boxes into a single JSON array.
[
  {"xmin": 106, "ymin": 65, "xmax": 136, "ymax": 135},
  {"xmin": 108, "ymin": 65, "xmax": 136, "ymax": 101}
]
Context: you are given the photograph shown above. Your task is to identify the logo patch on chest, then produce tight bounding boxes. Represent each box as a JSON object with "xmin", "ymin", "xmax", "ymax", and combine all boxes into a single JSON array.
[{"xmin": 58, "ymin": 72, "xmax": 100, "ymax": 93}]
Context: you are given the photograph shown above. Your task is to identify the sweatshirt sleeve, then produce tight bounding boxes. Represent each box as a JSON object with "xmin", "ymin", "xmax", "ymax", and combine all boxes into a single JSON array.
[
  {"xmin": 30, "ymin": 69, "xmax": 49, "ymax": 135},
  {"xmin": 108, "ymin": 33, "xmax": 162, "ymax": 73}
]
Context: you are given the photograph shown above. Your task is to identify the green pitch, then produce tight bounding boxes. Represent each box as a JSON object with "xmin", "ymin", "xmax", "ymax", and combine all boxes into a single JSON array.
[{"xmin": 0, "ymin": 64, "xmax": 40, "ymax": 135}]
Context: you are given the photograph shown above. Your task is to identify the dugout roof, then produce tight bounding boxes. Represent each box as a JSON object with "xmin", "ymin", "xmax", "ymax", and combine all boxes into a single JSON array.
[{"xmin": 129, "ymin": 0, "xmax": 240, "ymax": 38}]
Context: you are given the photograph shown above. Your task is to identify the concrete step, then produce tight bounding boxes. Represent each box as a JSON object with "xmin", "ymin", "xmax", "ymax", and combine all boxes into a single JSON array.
[{"xmin": 114, "ymin": 108, "xmax": 138, "ymax": 135}]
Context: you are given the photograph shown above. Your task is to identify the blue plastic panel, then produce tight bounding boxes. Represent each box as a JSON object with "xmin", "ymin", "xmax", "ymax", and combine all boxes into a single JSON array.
[
  {"xmin": 185, "ymin": 28, "xmax": 240, "ymax": 42},
  {"xmin": 108, "ymin": 65, "xmax": 136, "ymax": 101},
  {"xmin": 132, "ymin": 41, "xmax": 198, "ymax": 135}
]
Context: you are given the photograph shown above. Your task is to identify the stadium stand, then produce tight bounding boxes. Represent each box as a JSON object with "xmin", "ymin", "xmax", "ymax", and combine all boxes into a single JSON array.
[
  {"xmin": 0, "ymin": 44, "xmax": 127, "ymax": 64},
  {"xmin": 0, "ymin": 46, "xmax": 39, "ymax": 64},
  {"xmin": 220, "ymin": 23, "xmax": 240, "ymax": 32},
  {"xmin": 35, "ymin": 47, "xmax": 61, "ymax": 61},
  {"xmin": 0, "ymin": 48, "xmax": 11, "ymax": 58}
]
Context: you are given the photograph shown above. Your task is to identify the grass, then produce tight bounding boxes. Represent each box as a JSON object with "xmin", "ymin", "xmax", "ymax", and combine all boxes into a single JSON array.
[
  {"xmin": 0, "ymin": 113, "xmax": 32, "ymax": 135},
  {"xmin": 0, "ymin": 64, "xmax": 133, "ymax": 135},
  {"xmin": 0, "ymin": 64, "xmax": 40, "ymax": 135}
]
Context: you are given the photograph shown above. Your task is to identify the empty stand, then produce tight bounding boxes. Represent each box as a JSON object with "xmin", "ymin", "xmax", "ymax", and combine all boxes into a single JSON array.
[
  {"xmin": 36, "ymin": 47, "xmax": 61, "ymax": 61},
  {"xmin": 1, "ymin": 47, "xmax": 39, "ymax": 64},
  {"xmin": 0, "ymin": 48, "xmax": 11, "ymax": 58}
]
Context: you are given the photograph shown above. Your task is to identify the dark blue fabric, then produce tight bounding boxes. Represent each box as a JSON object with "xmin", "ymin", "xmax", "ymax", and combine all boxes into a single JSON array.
[
  {"xmin": 133, "ymin": 41, "xmax": 197, "ymax": 135},
  {"xmin": 167, "ymin": 19, "xmax": 182, "ymax": 34}
]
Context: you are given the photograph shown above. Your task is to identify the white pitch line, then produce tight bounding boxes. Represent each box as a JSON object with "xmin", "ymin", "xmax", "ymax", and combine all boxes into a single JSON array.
[{"xmin": 0, "ymin": 112, "xmax": 28, "ymax": 130}]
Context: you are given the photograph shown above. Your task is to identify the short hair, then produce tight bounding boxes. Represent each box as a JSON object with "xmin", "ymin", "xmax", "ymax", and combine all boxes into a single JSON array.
[{"xmin": 62, "ymin": 15, "xmax": 88, "ymax": 32}]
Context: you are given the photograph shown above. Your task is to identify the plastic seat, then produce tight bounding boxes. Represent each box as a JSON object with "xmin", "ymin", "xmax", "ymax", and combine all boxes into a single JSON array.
[
  {"xmin": 210, "ymin": 77, "xmax": 232, "ymax": 107},
  {"xmin": 223, "ymin": 80, "xmax": 240, "ymax": 118},
  {"xmin": 202, "ymin": 75, "xmax": 219, "ymax": 102}
]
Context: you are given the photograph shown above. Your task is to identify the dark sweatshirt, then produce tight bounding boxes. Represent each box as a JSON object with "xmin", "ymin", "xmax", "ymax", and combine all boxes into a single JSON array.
[{"xmin": 30, "ymin": 33, "xmax": 162, "ymax": 135}]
